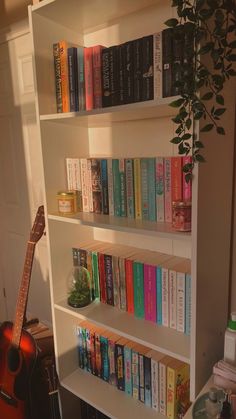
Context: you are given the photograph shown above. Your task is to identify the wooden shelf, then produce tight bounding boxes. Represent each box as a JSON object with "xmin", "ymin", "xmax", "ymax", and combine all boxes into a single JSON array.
[
  {"xmin": 61, "ymin": 368, "xmax": 165, "ymax": 419},
  {"xmin": 55, "ymin": 299, "xmax": 190, "ymax": 363},
  {"xmin": 39, "ymin": 97, "xmax": 179, "ymax": 126},
  {"xmin": 48, "ymin": 212, "xmax": 191, "ymax": 241}
]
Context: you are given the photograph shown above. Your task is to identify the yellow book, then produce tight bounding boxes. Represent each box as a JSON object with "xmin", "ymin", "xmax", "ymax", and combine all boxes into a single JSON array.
[{"xmin": 166, "ymin": 359, "xmax": 190, "ymax": 419}]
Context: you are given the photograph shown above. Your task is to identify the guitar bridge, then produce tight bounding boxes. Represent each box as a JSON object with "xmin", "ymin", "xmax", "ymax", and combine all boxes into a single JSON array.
[{"xmin": 0, "ymin": 388, "xmax": 17, "ymax": 407}]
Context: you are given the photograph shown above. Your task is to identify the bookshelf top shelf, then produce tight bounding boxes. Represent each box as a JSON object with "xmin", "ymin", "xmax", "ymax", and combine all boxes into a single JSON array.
[
  {"xmin": 31, "ymin": 0, "xmax": 162, "ymax": 33},
  {"xmin": 39, "ymin": 97, "xmax": 179, "ymax": 126},
  {"xmin": 55, "ymin": 299, "xmax": 190, "ymax": 363}
]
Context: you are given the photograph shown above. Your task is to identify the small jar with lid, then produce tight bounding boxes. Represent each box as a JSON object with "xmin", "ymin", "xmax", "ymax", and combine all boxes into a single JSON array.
[
  {"xmin": 57, "ymin": 190, "xmax": 77, "ymax": 215},
  {"xmin": 172, "ymin": 201, "xmax": 191, "ymax": 232}
]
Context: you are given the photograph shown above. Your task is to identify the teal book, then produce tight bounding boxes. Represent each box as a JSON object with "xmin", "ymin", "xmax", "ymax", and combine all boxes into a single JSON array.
[
  {"xmin": 133, "ymin": 261, "xmax": 144, "ymax": 319},
  {"xmin": 112, "ymin": 159, "xmax": 121, "ymax": 216},
  {"xmin": 147, "ymin": 158, "xmax": 156, "ymax": 221},
  {"xmin": 100, "ymin": 335, "xmax": 109, "ymax": 382},
  {"xmin": 92, "ymin": 251, "xmax": 100, "ymax": 299},
  {"xmin": 124, "ymin": 345, "xmax": 133, "ymax": 396},
  {"xmin": 125, "ymin": 158, "xmax": 135, "ymax": 218},
  {"xmin": 119, "ymin": 159, "xmax": 127, "ymax": 217},
  {"xmin": 156, "ymin": 266, "xmax": 162, "ymax": 325},
  {"xmin": 185, "ymin": 274, "xmax": 191, "ymax": 335},
  {"xmin": 141, "ymin": 158, "xmax": 149, "ymax": 220}
]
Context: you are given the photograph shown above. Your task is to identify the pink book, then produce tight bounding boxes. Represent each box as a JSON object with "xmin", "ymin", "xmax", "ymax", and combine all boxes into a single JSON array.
[
  {"xmin": 164, "ymin": 157, "xmax": 172, "ymax": 222},
  {"xmin": 92, "ymin": 45, "xmax": 105, "ymax": 109},
  {"xmin": 182, "ymin": 156, "xmax": 192, "ymax": 201},
  {"xmin": 84, "ymin": 47, "xmax": 94, "ymax": 110},
  {"xmin": 171, "ymin": 157, "xmax": 182, "ymax": 202},
  {"xmin": 144, "ymin": 264, "xmax": 157, "ymax": 322}
]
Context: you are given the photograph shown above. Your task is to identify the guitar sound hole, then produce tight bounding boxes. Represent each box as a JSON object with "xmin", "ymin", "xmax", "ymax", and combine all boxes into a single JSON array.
[{"xmin": 7, "ymin": 346, "xmax": 20, "ymax": 372}]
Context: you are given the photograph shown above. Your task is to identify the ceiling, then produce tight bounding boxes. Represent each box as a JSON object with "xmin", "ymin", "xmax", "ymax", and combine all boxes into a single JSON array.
[{"xmin": 0, "ymin": 0, "xmax": 31, "ymax": 28}]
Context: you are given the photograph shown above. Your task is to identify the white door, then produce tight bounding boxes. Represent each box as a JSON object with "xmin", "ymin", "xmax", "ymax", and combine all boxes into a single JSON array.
[{"xmin": 0, "ymin": 25, "xmax": 51, "ymax": 324}]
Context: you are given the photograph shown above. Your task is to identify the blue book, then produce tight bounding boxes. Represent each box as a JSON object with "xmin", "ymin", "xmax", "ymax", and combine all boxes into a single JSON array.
[
  {"xmin": 147, "ymin": 158, "xmax": 156, "ymax": 221},
  {"xmin": 101, "ymin": 159, "xmax": 109, "ymax": 214},
  {"xmin": 68, "ymin": 47, "xmax": 78, "ymax": 112},
  {"xmin": 156, "ymin": 266, "xmax": 162, "ymax": 325},
  {"xmin": 77, "ymin": 46, "xmax": 85, "ymax": 111},
  {"xmin": 185, "ymin": 273, "xmax": 191, "ymax": 335}
]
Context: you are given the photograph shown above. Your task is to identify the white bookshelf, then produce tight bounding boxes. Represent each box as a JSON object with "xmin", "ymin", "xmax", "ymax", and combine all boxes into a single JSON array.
[{"xmin": 29, "ymin": 0, "xmax": 235, "ymax": 417}]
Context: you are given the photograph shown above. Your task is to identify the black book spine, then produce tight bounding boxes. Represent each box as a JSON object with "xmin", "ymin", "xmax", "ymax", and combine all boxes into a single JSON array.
[
  {"xmin": 118, "ymin": 44, "xmax": 125, "ymax": 105},
  {"xmin": 141, "ymin": 35, "xmax": 154, "ymax": 101},
  {"xmin": 183, "ymin": 23, "xmax": 194, "ymax": 95},
  {"xmin": 172, "ymin": 25, "xmax": 184, "ymax": 96},
  {"xmin": 102, "ymin": 48, "xmax": 111, "ymax": 107},
  {"xmin": 110, "ymin": 45, "xmax": 119, "ymax": 106},
  {"xmin": 122, "ymin": 41, "xmax": 134, "ymax": 104},
  {"xmin": 115, "ymin": 342, "xmax": 125, "ymax": 391},
  {"xmin": 104, "ymin": 254, "xmax": 114, "ymax": 306},
  {"xmin": 133, "ymin": 38, "xmax": 143, "ymax": 103},
  {"xmin": 162, "ymin": 28, "xmax": 173, "ymax": 98}
]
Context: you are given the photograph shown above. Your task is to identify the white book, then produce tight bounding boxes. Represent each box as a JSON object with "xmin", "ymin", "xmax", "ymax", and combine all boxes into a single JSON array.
[
  {"xmin": 169, "ymin": 269, "xmax": 177, "ymax": 330},
  {"xmin": 73, "ymin": 158, "xmax": 81, "ymax": 191},
  {"xmin": 86, "ymin": 158, "xmax": 94, "ymax": 212},
  {"xmin": 80, "ymin": 158, "xmax": 90, "ymax": 212},
  {"xmin": 176, "ymin": 271, "xmax": 186, "ymax": 333},
  {"xmin": 107, "ymin": 158, "xmax": 114, "ymax": 216},
  {"xmin": 153, "ymin": 32, "xmax": 162, "ymax": 99},
  {"xmin": 66, "ymin": 158, "xmax": 74, "ymax": 190}
]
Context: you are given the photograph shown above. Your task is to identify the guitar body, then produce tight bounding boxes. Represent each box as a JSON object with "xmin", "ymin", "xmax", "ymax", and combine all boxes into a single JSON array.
[{"xmin": 0, "ymin": 321, "xmax": 37, "ymax": 419}]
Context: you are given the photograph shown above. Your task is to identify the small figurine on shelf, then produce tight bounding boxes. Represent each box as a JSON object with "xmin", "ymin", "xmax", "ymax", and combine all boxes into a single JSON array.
[{"xmin": 67, "ymin": 266, "xmax": 93, "ymax": 308}]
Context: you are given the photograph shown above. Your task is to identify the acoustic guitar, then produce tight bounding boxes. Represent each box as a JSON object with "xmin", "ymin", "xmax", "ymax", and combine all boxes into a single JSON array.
[{"xmin": 0, "ymin": 205, "xmax": 45, "ymax": 419}]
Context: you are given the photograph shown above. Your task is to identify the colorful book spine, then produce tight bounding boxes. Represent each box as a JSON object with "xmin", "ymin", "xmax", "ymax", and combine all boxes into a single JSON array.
[
  {"xmin": 77, "ymin": 46, "xmax": 85, "ymax": 111},
  {"xmin": 133, "ymin": 261, "xmax": 144, "ymax": 319},
  {"xmin": 115, "ymin": 340, "xmax": 125, "ymax": 391},
  {"xmin": 171, "ymin": 156, "xmax": 182, "ymax": 202},
  {"xmin": 77, "ymin": 325, "xmax": 84, "ymax": 368},
  {"xmin": 125, "ymin": 259, "xmax": 134, "ymax": 314},
  {"xmin": 101, "ymin": 48, "xmax": 111, "ymax": 107},
  {"xmin": 108, "ymin": 336, "xmax": 117, "ymax": 386},
  {"xmin": 156, "ymin": 265, "xmax": 162, "ymax": 325},
  {"xmin": 93, "ymin": 45, "xmax": 104, "ymax": 108},
  {"xmin": 144, "ymin": 264, "xmax": 157, "ymax": 322},
  {"xmin": 169, "ymin": 269, "xmax": 177, "ymax": 330},
  {"xmin": 162, "ymin": 28, "xmax": 173, "ymax": 98},
  {"xmin": 98, "ymin": 253, "xmax": 106, "ymax": 303},
  {"xmin": 81, "ymin": 326, "xmax": 87, "ymax": 370},
  {"xmin": 134, "ymin": 158, "xmax": 142, "ymax": 219},
  {"xmin": 92, "ymin": 251, "xmax": 100, "ymax": 299},
  {"xmin": 80, "ymin": 158, "xmax": 90, "ymax": 212},
  {"xmin": 141, "ymin": 35, "xmax": 154, "ymax": 101},
  {"xmin": 153, "ymin": 32, "xmax": 163, "ymax": 99},
  {"xmin": 104, "ymin": 254, "xmax": 114, "ymax": 306},
  {"xmin": 90, "ymin": 158, "xmax": 102, "ymax": 214},
  {"xmin": 156, "ymin": 157, "xmax": 165, "ymax": 222},
  {"xmin": 119, "ymin": 159, "xmax": 126, "ymax": 217},
  {"xmin": 95, "ymin": 331, "xmax": 102, "ymax": 377},
  {"xmin": 53, "ymin": 42, "xmax": 62, "ymax": 113},
  {"xmin": 182, "ymin": 156, "xmax": 192, "ymax": 201},
  {"xmin": 67, "ymin": 46, "xmax": 78, "ymax": 112},
  {"xmin": 84, "ymin": 47, "xmax": 94, "ymax": 110},
  {"xmin": 167, "ymin": 361, "xmax": 190, "ymax": 419},
  {"xmin": 112, "ymin": 159, "xmax": 121, "ymax": 217},
  {"xmin": 107, "ymin": 159, "xmax": 114, "ymax": 216},
  {"xmin": 124, "ymin": 345, "xmax": 133, "ymax": 396},
  {"xmin": 112, "ymin": 254, "xmax": 120, "ymax": 308},
  {"xmin": 125, "ymin": 158, "xmax": 135, "ymax": 219},
  {"xmin": 141, "ymin": 158, "xmax": 149, "ymax": 220},
  {"xmin": 119, "ymin": 257, "xmax": 127, "ymax": 311},
  {"xmin": 162, "ymin": 266, "xmax": 169, "ymax": 327},
  {"xmin": 176, "ymin": 271, "xmax": 186, "ymax": 333},
  {"xmin": 131, "ymin": 349, "xmax": 139, "ymax": 400},
  {"xmin": 139, "ymin": 352, "xmax": 145, "ymax": 403},
  {"xmin": 90, "ymin": 329, "xmax": 96, "ymax": 375},
  {"xmin": 185, "ymin": 274, "xmax": 191, "ymax": 335},
  {"xmin": 100, "ymin": 335, "xmax": 109, "ymax": 381},
  {"xmin": 144, "ymin": 355, "xmax": 152, "ymax": 407},
  {"xmin": 85, "ymin": 327, "xmax": 92, "ymax": 373},
  {"xmin": 164, "ymin": 157, "xmax": 172, "ymax": 222},
  {"xmin": 101, "ymin": 159, "xmax": 109, "ymax": 215},
  {"xmin": 147, "ymin": 157, "xmax": 156, "ymax": 221},
  {"xmin": 59, "ymin": 40, "xmax": 69, "ymax": 112}
]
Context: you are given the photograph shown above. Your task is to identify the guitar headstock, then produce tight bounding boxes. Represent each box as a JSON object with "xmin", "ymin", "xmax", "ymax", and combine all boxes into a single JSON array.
[{"xmin": 29, "ymin": 205, "xmax": 45, "ymax": 243}]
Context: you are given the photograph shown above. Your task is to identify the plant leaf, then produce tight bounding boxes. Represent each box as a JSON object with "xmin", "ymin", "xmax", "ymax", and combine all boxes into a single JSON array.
[
  {"xmin": 201, "ymin": 92, "xmax": 213, "ymax": 100},
  {"xmin": 169, "ymin": 98, "xmax": 185, "ymax": 108},
  {"xmin": 195, "ymin": 154, "xmax": 206, "ymax": 162},
  {"xmin": 165, "ymin": 18, "xmax": 178, "ymax": 27},
  {"xmin": 182, "ymin": 133, "xmax": 192, "ymax": 140},
  {"xmin": 185, "ymin": 172, "xmax": 193, "ymax": 183},
  {"xmin": 214, "ymin": 108, "xmax": 226, "ymax": 116},
  {"xmin": 217, "ymin": 126, "xmax": 225, "ymax": 135},
  {"xmin": 200, "ymin": 123, "xmax": 214, "ymax": 132},
  {"xmin": 216, "ymin": 94, "xmax": 224, "ymax": 105},
  {"xmin": 170, "ymin": 137, "xmax": 182, "ymax": 144},
  {"xmin": 186, "ymin": 118, "xmax": 192, "ymax": 130},
  {"xmin": 195, "ymin": 141, "xmax": 204, "ymax": 148}
]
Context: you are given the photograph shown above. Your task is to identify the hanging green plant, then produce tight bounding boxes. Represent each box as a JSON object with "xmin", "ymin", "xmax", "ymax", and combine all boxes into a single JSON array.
[{"xmin": 165, "ymin": 0, "xmax": 236, "ymax": 182}]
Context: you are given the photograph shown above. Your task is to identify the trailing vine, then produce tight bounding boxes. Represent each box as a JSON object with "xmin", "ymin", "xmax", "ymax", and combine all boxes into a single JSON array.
[{"xmin": 165, "ymin": 0, "xmax": 236, "ymax": 182}]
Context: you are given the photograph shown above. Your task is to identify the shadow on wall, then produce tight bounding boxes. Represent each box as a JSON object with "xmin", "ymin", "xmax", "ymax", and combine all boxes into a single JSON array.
[{"xmin": 0, "ymin": 0, "xmax": 31, "ymax": 29}]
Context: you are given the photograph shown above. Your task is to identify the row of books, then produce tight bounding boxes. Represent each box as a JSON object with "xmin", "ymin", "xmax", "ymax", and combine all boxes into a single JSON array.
[
  {"xmin": 80, "ymin": 399, "xmax": 109, "ymax": 419},
  {"xmin": 66, "ymin": 156, "xmax": 192, "ymax": 223},
  {"xmin": 72, "ymin": 241, "xmax": 191, "ymax": 335},
  {"xmin": 77, "ymin": 321, "xmax": 191, "ymax": 418},
  {"xmin": 53, "ymin": 25, "xmax": 193, "ymax": 113}
]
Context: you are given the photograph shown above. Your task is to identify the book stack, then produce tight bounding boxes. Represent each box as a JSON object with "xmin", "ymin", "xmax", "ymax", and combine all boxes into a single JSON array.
[
  {"xmin": 52, "ymin": 25, "xmax": 192, "ymax": 112},
  {"xmin": 72, "ymin": 241, "xmax": 191, "ymax": 335},
  {"xmin": 65, "ymin": 156, "xmax": 192, "ymax": 223},
  {"xmin": 76, "ymin": 320, "xmax": 191, "ymax": 417},
  {"xmin": 213, "ymin": 360, "xmax": 236, "ymax": 393}
]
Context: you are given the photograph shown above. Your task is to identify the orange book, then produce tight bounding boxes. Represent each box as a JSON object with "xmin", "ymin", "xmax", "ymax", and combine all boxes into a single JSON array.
[
  {"xmin": 84, "ymin": 46, "xmax": 94, "ymax": 110},
  {"xmin": 171, "ymin": 157, "xmax": 183, "ymax": 202},
  {"xmin": 59, "ymin": 40, "xmax": 70, "ymax": 112}
]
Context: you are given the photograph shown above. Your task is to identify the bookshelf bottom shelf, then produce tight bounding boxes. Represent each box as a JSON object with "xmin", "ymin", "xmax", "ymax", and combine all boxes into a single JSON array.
[{"xmin": 61, "ymin": 368, "xmax": 165, "ymax": 419}]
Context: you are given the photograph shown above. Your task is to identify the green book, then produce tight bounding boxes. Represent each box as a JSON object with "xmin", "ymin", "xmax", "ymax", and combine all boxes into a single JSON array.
[
  {"xmin": 133, "ymin": 261, "xmax": 144, "ymax": 319},
  {"xmin": 112, "ymin": 159, "xmax": 121, "ymax": 216},
  {"xmin": 92, "ymin": 251, "xmax": 100, "ymax": 299}
]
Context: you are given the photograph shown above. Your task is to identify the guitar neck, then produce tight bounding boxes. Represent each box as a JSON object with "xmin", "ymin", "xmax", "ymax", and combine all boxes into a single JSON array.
[
  {"xmin": 12, "ymin": 241, "xmax": 36, "ymax": 347},
  {"xmin": 49, "ymin": 391, "xmax": 61, "ymax": 419}
]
